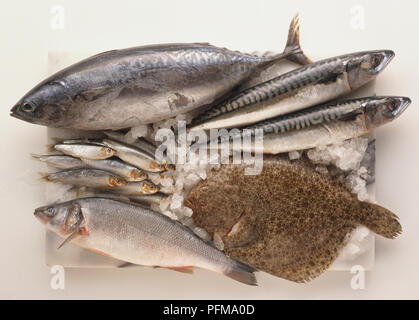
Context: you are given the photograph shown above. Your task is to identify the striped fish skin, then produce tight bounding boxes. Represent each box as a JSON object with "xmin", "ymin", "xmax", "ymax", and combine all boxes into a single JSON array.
[
  {"xmin": 11, "ymin": 16, "xmax": 310, "ymax": 130},
  {"xmin": 34, "ymin": 197, "xmax": 257, "ymax": 285},
  {"xmin": 249, "ymin": 96, "xmax": 411, "ymax": 154},
  {"xmin": 190, "ymin": 50, "xmax": 394, "ymax": 131},
  {"xmin": 244, "ymin": 96, "xmax": 377, "ymax": 135}
]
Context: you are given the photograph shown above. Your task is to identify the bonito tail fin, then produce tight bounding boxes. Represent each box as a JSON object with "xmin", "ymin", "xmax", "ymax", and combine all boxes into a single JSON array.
[
  {"xmin": 272, "ymin": 13, "xmax": 312, "ymax": 66},
  {"xmin": 358, "ymin": 202, "xmax": 402, "ymax": 239}
]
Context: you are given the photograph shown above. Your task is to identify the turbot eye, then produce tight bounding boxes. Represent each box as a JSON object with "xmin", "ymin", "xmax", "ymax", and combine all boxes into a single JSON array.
[{"xmin": 21, "ymin": 101, "xmax": 37, "ymax": 113}]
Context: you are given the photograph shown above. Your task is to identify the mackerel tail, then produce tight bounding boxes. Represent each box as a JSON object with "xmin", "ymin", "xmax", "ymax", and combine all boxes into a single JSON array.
[{"xmin": 189, "ymin": 50, "xmax": 395, "ymax": 131}]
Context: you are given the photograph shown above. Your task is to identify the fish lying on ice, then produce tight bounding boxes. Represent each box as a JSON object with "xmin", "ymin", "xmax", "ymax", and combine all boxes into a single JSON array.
[
  {"xmin": 209, "ymin": 96, "xmax": 410, "ymax": 154},
  {"xmin": 81, "ymin": 158, "xmax": 148, "ymax": 182},
  {"xmin": 106, "ymin": 181, "xmax": 160, "ymax": 195},
  {"xmin": 190, "ymin": 50, "xmax": 394, "ymax": 131},
  {"xmin": 31, "ymin": 154, "xmax": 85, "ymax": 169},
  {"xmin": 10, "ymin": 15, "xmax": 311, "ymax": 130},
  {"xmin": 42, "ymin": 168, "xmax": 126, "ymax": 188},
  {"xmin": 34, "ymin": 197, "xmax": 257, "ymax": 285},
  {"xmin": 185, "ymin": 155, "xmax": 402, "ymax": 282},
  {"xmin": 54, "ymin": 143, "xmax": 116, "ymax": 160}
]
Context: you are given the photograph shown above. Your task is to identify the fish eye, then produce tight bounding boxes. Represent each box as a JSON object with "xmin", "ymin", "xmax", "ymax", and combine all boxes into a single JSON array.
[
  {"xmin": 21, "ymin": 101, "xmax": 37, "ymax": 113},
  {"xmin": 45, "ymin": 207, "xmax": 56, "ymax": 216},
  {"xmin": 372, "ymin": 54, "xmax": 383, "ymax": 67}
]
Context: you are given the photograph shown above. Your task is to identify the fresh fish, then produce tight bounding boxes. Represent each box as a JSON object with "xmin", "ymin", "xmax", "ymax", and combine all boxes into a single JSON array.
[
  {"xmin": 34, "ymin": 197, "xmax": 257, "ymax": 285},
  {"xmin": 11, "ymin": 15, "xmax": 311, "ymax": 130},
  {"xmin": 129, "ymin": 192, "xmax": 169, "ymax": 207},
  {"xmin": 107, "ymin": 180, "xmax": 160, "ymax": 195},
  {"xmin": 212, "ymin": 96, "xmax": 410, "ymax": 154},
  {"xmin": 31, "ymin": 154, "xmax": 85, "ymax": 169},
  {"xmin": 61, "ymin": 139, "xmax": 106, "ymax": 146},
  {"xmin": 102, "ymin": 139, "xmax": 165, "ymax": 172},
  {"xmin": 42, "ymin": 168, "xmax": 126, "ymax": 188},
  {"xmin": 104, "ymin": 131, "xmax": 157, "ymax": 158},
  {"xmin": 185, "ymin": 155, "xmax": 401, "ymax": 283},
  {"xmin": 54, "ymin": 143, "xmax": 116, "ymax": 160},
  {"xmin": 190, "ymin": 50, "xmax": 394, "ymax": 131},
  {"xmin": 242, "ymin": 96, "xmax": 388, "ymax": 135},
  {"xmin": 81, "ymin": 158, "xmax": 148, "ymax": 182}
]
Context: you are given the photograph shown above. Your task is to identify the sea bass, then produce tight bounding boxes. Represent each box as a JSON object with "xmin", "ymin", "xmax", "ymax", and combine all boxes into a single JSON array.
[
  {"xmin": 34, "ymin": 197, "xmax": 257, "ymax": 285},
  {"xmin": 190, "ymin": 50, "xmax": 394, "ymax": 131},
  {"xmin": 185, "ymin": 156, "xmax": 402, "ymax": 283},
  {"xmin": 11, "ymin": 15, "xmax": 310, "ymax": 130}
]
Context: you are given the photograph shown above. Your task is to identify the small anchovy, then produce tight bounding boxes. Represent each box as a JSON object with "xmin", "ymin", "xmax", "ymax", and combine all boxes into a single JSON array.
[
  {"xmin": 11, "ymin": 15, "xmax": 310, "ymax": 130},
  {"xmin": 54, "ymin": 143, "xmax": 116, "ymax": 160},
  {"xmin": 107, "ymin": 180, "xmax": 160, "ymax": 195},
  {"xmin": 250, "ymin": 96, "xmax": 411, "ymax": 154},
  {"xmin": 34, "ymin": 197, "xmax": 257, "ymax": 285},
  {"xmin": 129, "ymin": 192, "xmax": 169, "ymax": 207},
  {"xmin": 31, "ymin": 154, "xmax": 85, "ymax": 169},
  {"xmin": 42, "ymin": 168, "xmax": 127, "ymax": 188},
  {"xmin": 104, "ymin": 131, "xmax": 157, "ymax": 158},
  {"xmin": 190, "ymin": 50, "xmax": 394, "ymax": 131},
  {"xmin": 102, "ymin": 139, "xmax": 165, "ymax": 172},
  {"xmin": 81, "ymin": 158, "xmax": 148, "ymax": 182},
  {"xmin": 242, "ymin": 96, "xmax": 383, "ymax": 135}
]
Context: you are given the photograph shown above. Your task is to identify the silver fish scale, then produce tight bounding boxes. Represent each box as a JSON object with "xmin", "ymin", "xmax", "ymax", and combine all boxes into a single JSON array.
[{"xmin": 246, "ymin": 97, "xmax": 370, "ymax": 134}]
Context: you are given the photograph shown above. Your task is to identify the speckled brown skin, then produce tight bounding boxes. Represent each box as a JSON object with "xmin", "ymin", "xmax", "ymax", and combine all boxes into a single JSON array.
[{"xmin": 185, "ymin": 155, "xmax": 401, "ymax": 283}]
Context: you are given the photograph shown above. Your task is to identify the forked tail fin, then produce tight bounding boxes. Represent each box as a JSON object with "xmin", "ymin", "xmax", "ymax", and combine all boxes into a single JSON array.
[
  {"xmin": 358, "ymin": 202, "xmax": 402, "ymax": 239},
  {"xmin": 224, "ymin": 259, "xmax": 258, "ymax": 286}
]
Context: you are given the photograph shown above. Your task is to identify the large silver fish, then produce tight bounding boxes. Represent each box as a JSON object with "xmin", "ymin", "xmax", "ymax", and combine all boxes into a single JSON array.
[
  {"xmin": 190, "ymin": 50, "xmax": 394, "ymax": 131},
  {"xmin": 34, "ymin": 197, "xmax": 257, "ymax": 285},
  {"xmin": 10, "ymin": 15, "xmax": 310, "ymax": 130}
]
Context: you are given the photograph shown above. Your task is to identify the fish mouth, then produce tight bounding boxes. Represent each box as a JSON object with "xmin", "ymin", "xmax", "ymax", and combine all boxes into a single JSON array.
[
  {"xmin": 392, "ymin": 97, "xmax": 411, "ymax": 118},
  {"xmin": 34, "ymin": 209, "xmax": 48, "ymax": 224},
  {"xmin": 376, "ymin": 50, "xmax": 395, "ymax": 73}
]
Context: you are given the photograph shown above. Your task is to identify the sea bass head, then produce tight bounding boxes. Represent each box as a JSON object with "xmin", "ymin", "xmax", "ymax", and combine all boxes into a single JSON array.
[
  {"xmin": 10, "ymin": 80, "xmax": 73, "ymax": 127},
  {"xmin": 344, "ymin": 50, "xmax": 394, "ymax": 89},
  {"xmin": 363, "ymin": 96, "xmax": 411, "ymax": 129},
  {"xmin": 34, "ymin": 201, "xmax": 83, "ymax": 236}
]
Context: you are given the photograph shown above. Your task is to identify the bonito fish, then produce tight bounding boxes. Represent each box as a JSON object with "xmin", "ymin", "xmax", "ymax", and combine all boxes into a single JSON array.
[
  {"xmin": 10, "ymin": 15, "xmax": 310, "ymax": 130},
  {"xmin": 34, "ymin": 197, "xmax": 257, "ymax": 285},
  {"xmin": 190, "ymin": 50, "xmax": 394, "ymax": 131}
]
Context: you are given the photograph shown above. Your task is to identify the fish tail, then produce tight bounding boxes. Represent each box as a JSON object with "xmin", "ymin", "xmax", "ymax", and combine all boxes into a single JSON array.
[
  {"xmin": 39, "ymin": 172, "xmax": 51, "ymax": 182},
  {"xmin": 358, "ymin": 202, "xmax": 402, "ymax": 239},
  {"xmin": 276, "ymin": 13, "xmax": 312, "ymax": 65},
  {"xmin": 224, "ymin": 259, "xmax": 258, "ymax": 286},
  {"xmin": 30, "ymin": 153, "xmax": 42, "ymax": 160}
]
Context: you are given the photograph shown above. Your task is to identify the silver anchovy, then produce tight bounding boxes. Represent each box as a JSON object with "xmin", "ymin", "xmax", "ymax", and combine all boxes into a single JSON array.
[
  {"xmin": 190, "ymin": 50, "xmax": 394, "ymax": 131},
  {"xmin": 11, "ymin": 15, "xmax": 311, "ymax": 130},
  {"xmin": 42, "ymin": 168, "xmax": 127, "ymax": 188},
  {"xmin": 104, "ymin": 131, "xmax": 157, "ymax": 158},
  {"xmin": 34, "ymin": 197, "xmax": 257, "ymax": 285},
  {"xmin": 81, "ymin": 158, "xmax": 148, "ymax": 182},
  {"xmin": 31, "ymin": 154, "xmax": 85, "ymax": 169},
  {"xmin": 54, "ymin": 143, "xmax": 116, "ymax": 160}
]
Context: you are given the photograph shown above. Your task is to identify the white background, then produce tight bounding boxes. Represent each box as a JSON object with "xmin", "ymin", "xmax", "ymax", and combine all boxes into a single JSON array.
[{"xmin": 0, "ymin": 0, "xmax": 418, "ymax": 299}]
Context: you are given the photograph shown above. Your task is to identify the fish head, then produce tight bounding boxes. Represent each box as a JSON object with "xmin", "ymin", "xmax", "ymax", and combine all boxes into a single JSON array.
[
  {"xmin": 99, "ymin": 147, "xmax": 116, "ymax": 158},
  {"xmin": 109, "ymin": 176, "xmax": 127, "ymax": 187},
  {"xmin": 141, "ymin": 181, "xmax": 160, "ymax": 194},
  {"xmin": 10, "ymin": 80, "xmax": 72, "ymax": 127},
  {"xmin": 34, "ymin": 201, "xmax": 83, "ymax": 236},
  {"xmin": 130, "ymin": 169, "xmax": 148, "ymax": 181},
  {"xmin": 363, "ymin": 96, "xmax": 411, "ymax": 129},
  {"xmin": 345, "ymin": 50, "xmax": 394, "ymax": 89}
]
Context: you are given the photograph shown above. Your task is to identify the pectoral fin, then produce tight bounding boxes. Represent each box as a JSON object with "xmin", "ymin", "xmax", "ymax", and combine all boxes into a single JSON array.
[{"xmin": 57, "ymin": 229, "xmax": 81, "ymax": 249}]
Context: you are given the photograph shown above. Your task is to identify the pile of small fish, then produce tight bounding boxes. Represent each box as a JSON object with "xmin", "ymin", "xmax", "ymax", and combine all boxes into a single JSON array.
[{"xmin": 11, "ymin": 14, "xmax": 411, "ymax": 285}]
